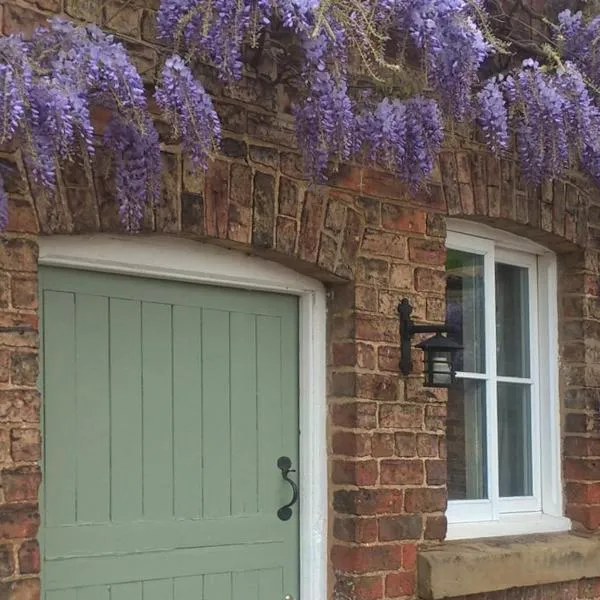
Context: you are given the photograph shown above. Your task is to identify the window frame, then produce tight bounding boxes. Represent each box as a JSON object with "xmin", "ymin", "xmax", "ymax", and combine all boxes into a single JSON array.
[{"xmin": 445, "ymin": 220, "xmax": 569, "ymax": 540}]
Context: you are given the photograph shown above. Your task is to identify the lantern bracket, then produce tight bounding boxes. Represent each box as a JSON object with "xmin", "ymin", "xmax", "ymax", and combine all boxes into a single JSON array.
[{"xmin": 398, "ymin": 298, "xmax": 457, "ymax": 376}]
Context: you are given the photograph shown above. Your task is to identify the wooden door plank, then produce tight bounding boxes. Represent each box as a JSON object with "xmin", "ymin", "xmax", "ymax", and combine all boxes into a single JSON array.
[
  {"xmin": 75, "ymin": 295, "xmax": 110, "ymax": 524},
  {"xmin": 142, "ymin": 579, "xmax": 173, "ymax": 600},
  {"xmin": 43, "ymin": 290, "xmax": 77, "ymax": 527},
  {"xmin": 201, "ymin": 309, "xmax": 231, "ymax": 518},
  {"xmin": 77, "ymin": 586, "xmax": 109, "ymax": 600},
  {"xmin": 173, "ymin": 306, "xmax": 203, "ymax": 519},
  {"xmin": 233, "ymin": 571, "xmax": 259, "ymax": 600},
  {"xmin": 256, "ymin": 316, "xmax": 283, "ymax": 516},
  {"xmin": 204, "ymin": 573, "xmax": 231, "ymax": 600},
  {"xmin": 174, "ymin": 576, "xmax": 203, "ymax": 600},
  {"xmin": 141, "ymin": 302, "xmax": 174, "ymax": 519},
  {"xmin": 110, "ymin": 582, "xmax": 142, "ymax": 600},
  {"xmin": 230, "ymin": 313, "xmax": 258, "ymax": 516},
  {"xmin": 109, "ymin": 299, "xmax": 143, "ymax": 522}
]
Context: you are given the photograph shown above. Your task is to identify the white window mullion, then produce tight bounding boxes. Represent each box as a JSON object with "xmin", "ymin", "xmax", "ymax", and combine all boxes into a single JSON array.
[
  {"xmin": 484, "ymin": 246, "xmax": 500, "ymax": 520},
  {"xmin": 529, "ymin": 259, "xmax": 542, "ymax": 511}
]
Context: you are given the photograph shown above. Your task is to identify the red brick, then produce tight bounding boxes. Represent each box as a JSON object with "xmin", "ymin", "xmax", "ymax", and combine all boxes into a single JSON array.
[
  {"xmin": 331, "ymin": 402, "xmax": 377, "ymax": 429},
  {"xmin": 357, "ymin": 343, "xmax": 377, "ymax": 370},
  {"xmin": 405, "ymin": 488, "xmax": 447, "ymax": 513},
  {"xmin": 18, "ymin": 540, "xmax": 39, "ymax": 575},
  {"xmin": 331, "ymin": 372, "xmax": 356, "ymax": 397},
  {"xmin": 0, "ymin": 239, "xmax": 38, "ymax": 273},
  {"xmin": 0, "ymin": 543, "xmax": 14, "ymax": 578},
  {"xmin": 380, "ymin": 460, "xmax": 424, "ymax": 485},
  {"xmin": 333, "ymin": 489, "xmax": 404, "ymax": 516},
  {"xmin": 567, "ymin": 505, "xmax": 600, "ymax": 530},
  {"xmin": 408, "ymin": 239, "xmax": 446, "ymax": 266},
  {"xmin": 417, "ymin": 434, "xmax": 440, "ymax": 457},
  {"xmin": 331, "ymin": 544, "xmax": 403, "ymax": 574},
  {"xmin": 356, "ymin": 315, "xmax": 397, "ymax": 343},
  {"xmin": 10, "ymin": 429, "xmax": 40, "ymax": 462},
  {"xmin": 0, "ymin": 504, "xmax": 39, "ymax": 539},
  {"xmin": 378, "ymin": 345, "xmax": 400, "ymax": 373},
  {"xmin": 579, "ymin": 578, "xmax": 600, "ymax": 599},
  {"xmin": 379, "ymin": 404, "xmax": 423, "ymax": 429},
  {"xmin": 382, "ymin": 205, "xmax": 426, "ymax": 233},
  {"xmin": 10, "ymin": 352, "xmax": 38, "ymax": 387},
  {"xmin": 10, "ymin": 276, "xmax": 37, "ymax": 309},
  {"xmin": 0, "ymin": 579, "xmax": 40, "ymax": 600},
  {"xmin": 6, "ymin": 198, "xmax": 38, "ymax": 234},
  {"xmin": 335, "ymin": 575, "xmax": 384, "ymax": 600},
  {"xmin": 332, "ymin": 342, "xmax": 357, "ymax": 367},
  {"xmin": 564, "ymin": 458, "xmax": 600, "ymax": 481},
  {"xmin": 389, "ymin": 263, "xmax": 412, "ymax": 289},
  {"xmin": 357, "ymin": 258, "xmax": 390, "ymax": 286},
  {"xmin": 424, "ymin": 515, "xmax": 447, "ymax": 540},
  {"xmin": 333, "ymin": 460, "xmax": 378, "ymax": 486},
  {"xmin": 395, "ymin": 433, "xmax": 417, "ymax": 457},
  {"xmin": 332, "ymin": 432, "xmax": 371, "ymax": 457},
  {"xmin": 385, "ymin": 571, "xmax": 415, "ymax": 597},
  {"xmin": 402, "ymin": 544, "xmax": 418, "ymax": 570},
  {"xmin": 357, "ymin": 373, "xmax": 398, "ymax": 401},
  {"xmin": 564, "ymin": 436, "xmax": 600, "ymax": 457},
  {"xmin": 414, "ymin": 267, "xmax": 445, "ymax": 293},
  {"xmin": 0, "ymin": 391, "xmax": 40, "ymax": 423},
  {"xmin": 362, "ymin": 229, "xmax": 407, "ymax": 258},
  {"xmin": 356, "ymin": 286, "xmax": 378, "ymax": 311},
  {"xmin": 566, "ymin": 482, "xmax": 600, "ymax": 505},
  {"xmin": 372, "ymin": 433, "xmax": 395, "ymax": 458},
  {"xmin": 333, "ymin": 517, "xmax": 378, "ymax": 543},
  {"xmin": 426, "ymin": 459, "xmax": 447, "ymax": 485},
  {"xmin": 0, "ymin": 350, "xmax": 8, "ymax": 383},
  {"xmin": 3, "ymin": 466, "xmax": 41, "ymax": 502},
  {"xmin": 378, "ymin": 515, "xmax": 422, "ymax": 541},
  {"xmin": 299, "ymin": 189, "xmax": 326, "ymax": 262},
  {"xmin": 0, "ymin": 429, "xmax": 9, "ymax": 464}
]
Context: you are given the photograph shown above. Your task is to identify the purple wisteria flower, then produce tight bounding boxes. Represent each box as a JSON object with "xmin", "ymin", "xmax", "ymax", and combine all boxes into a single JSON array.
[
  {"xmin": 155, "ymin": 55, "xmax": 221, "ymax": 169},
  {"xmin": 104, "ymin": 115, "xmax": 161, "ymax": 232},
  {"xmin": 477, "ymin": 78, "xmax": 509, "ymax": 152}
]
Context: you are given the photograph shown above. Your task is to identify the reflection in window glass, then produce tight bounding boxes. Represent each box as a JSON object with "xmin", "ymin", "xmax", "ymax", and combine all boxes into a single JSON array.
[
  {"xmin": 498, "ymin": 383, "xmax": 533, "ymax": 497},
  {"xmin": 447, "ymin": 379, "xmax": 487, "ymax": 500},
  {"xmin": 446, "ymin": 250, "xmax": 485, "ymax": 373},
  {"xmin": 496, "ymin": 263, "xmax": 530, "ymax": 378}
]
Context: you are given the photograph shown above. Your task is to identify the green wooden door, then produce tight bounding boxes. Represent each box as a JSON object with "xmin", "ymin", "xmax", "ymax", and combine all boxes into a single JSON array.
[{"xmin": 39, "ymin": 266, "xmax": 299, "ymax": 600}]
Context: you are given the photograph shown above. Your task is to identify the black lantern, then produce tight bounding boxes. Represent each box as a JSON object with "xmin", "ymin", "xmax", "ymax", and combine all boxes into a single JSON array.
[{"xmin": 398, "ymin": 298, "xmax": 462, "ymax": 389}]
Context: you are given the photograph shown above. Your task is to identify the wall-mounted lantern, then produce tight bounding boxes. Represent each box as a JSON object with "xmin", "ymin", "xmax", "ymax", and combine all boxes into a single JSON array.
[{"xmin": 398, "ymin": 298, "xmax": 462, "ymax": 389}]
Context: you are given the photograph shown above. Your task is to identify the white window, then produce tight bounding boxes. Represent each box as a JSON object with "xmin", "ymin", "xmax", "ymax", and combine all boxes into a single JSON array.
[{"xmin": 445, "ymin": 220, "xmax": 570, "ymax": 540}]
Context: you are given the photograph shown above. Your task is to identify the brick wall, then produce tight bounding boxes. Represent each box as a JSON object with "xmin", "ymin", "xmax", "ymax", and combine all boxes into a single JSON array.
[{"xmin": 0, "ymin": 2, "xmax": 599, "ymax": 600}]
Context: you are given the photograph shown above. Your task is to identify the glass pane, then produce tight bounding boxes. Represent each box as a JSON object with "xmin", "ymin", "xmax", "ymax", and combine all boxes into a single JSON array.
[
  {"xmin": 498, "ymin": 383, "xmax": 532, "ymax": 497},
  {"xmin": 447, "ymin": 379, "xmax": 487, "ymax": 500},
  {"xmin": 446, "ymin": 250, "xmax": 485, "ymax": 373},
  {"xmin": 496, "ymin": 263, "xmax": 530, "ymax": 378}
]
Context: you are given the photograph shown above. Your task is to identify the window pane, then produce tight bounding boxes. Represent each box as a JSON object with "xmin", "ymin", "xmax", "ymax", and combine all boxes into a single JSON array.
[
  {"xmin": 446, "ymin": 250, "xmax": 485, "ymax": 373},
  {"xmin": 498, "ymin": 383, "xmax": 533, "ymax": 497},
  {"xmin": 448, "ymin": 379, "xmax": 487, "ymax": 500},
  {"xmin": 496, "ymin": 263, "xmax": 530, "ymax": 378}
]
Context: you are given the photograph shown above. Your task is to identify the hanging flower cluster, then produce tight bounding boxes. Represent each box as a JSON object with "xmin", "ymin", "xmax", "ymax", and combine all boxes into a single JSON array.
[
  {"xmin": 155, "ymin": 0, "xmax": 490, "ymax": 180},
  {"xmin": 0, "ymin": 18, "xmax": 159, "ymax": 231},
  {"xmin": 2, "ymin": 3, "xmax": 600, "ymax": 231}
]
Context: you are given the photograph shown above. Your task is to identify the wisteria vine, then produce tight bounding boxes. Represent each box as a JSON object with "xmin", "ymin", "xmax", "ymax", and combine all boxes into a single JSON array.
[{"xmin": 1, "ymin": 2, "xmax": 600, "ymax": 231}]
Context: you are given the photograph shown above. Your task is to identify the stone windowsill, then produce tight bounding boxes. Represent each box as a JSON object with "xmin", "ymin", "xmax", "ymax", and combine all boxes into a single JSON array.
[{"xmin": 417, "ymin": 532, "xmax": 600, "ymax": 599}]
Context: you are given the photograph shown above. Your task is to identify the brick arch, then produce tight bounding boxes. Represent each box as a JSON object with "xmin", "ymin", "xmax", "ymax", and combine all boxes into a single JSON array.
[
  {"xmin": 4, "ymin": 151, "xmax": 368, "ymax": 283},
  {"xmin": 437, "ymin": 149, "xmax": 590, "ymax": 251}
]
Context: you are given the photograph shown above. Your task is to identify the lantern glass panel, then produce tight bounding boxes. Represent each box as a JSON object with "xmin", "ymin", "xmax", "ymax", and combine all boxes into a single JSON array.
[{"xmin": 427, "ymin": 348, "xmax": 454, "ymax": 388}]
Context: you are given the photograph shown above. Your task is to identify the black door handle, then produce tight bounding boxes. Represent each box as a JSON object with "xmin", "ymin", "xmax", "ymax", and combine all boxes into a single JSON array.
[{"xmin": 277, "ymin": 456, "xmax": 298, "ymax": 521}]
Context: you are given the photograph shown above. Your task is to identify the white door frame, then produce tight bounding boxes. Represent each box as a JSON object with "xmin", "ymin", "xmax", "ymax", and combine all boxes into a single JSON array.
[{"xmin": 38, "ymin": 234, "xmax": 328, "ymax": 600}]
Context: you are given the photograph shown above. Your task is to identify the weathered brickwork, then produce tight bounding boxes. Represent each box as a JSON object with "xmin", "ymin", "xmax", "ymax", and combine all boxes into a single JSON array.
[{"xmin": 0, "ymin": 1, "xmax": 599, "ymax": 599}]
